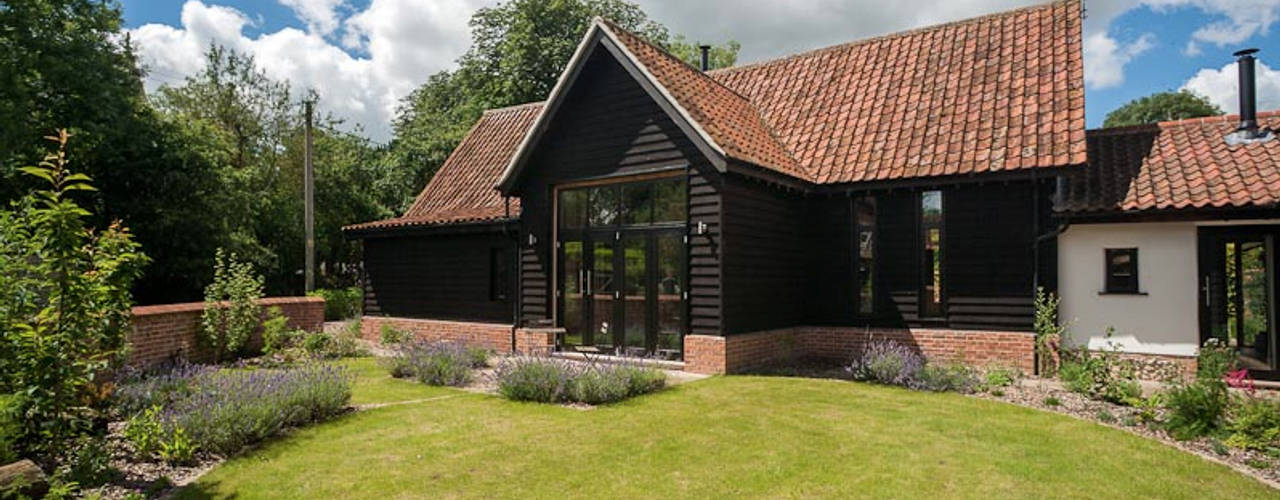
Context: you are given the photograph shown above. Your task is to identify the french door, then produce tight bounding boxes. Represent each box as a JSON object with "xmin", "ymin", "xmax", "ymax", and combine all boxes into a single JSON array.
[
  {"xmin": 1200, "ymin": 228, "xmax": 1279, "ymax": 378},
  {"xmin": 560, "ymin": 230, "xmax": 684, "ymax": 358}
]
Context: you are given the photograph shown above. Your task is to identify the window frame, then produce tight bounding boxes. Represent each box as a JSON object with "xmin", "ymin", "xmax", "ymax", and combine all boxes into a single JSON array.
[
  {"xmin": 853, "ymin": 196, "xmax": 876, "ymax": 315},
  {"xmin": 918, "ymin": 190, "xmax": 945, "ymax": 318},
  {"xmin": 489, "ymin": 246, "xmax": 510, "ymax": 302},
  {"xmin": 1103, "ymin": 247, "xmax": 1140, "ymax": 294}
]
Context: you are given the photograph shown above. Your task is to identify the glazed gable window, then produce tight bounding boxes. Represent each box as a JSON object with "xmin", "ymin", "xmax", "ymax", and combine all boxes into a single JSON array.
[{"xmin": 1104, "ymin": 248, "xmax": 1139, "ymax": 294}]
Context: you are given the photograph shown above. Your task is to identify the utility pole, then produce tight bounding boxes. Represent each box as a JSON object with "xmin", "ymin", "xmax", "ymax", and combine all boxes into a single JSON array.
[{"xmin": 304, "ymin": 98, "xmax": 315, "ymax": 293}]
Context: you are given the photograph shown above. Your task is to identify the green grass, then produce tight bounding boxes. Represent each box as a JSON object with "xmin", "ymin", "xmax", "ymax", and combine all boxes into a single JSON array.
[{"xmin": 177, "ymin": 358, "xmax": 1274, "ymax": 499}]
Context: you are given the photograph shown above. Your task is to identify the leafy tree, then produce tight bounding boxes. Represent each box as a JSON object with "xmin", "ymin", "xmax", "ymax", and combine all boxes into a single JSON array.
[
  {"xmin": 391, "ymin": 0, "xmax": 738, "ymax": 211},
  {"xmin": 667, "ymin": 35, "xmax": 740, "ymax": 70},
  {"xmin": 1102, "ymin": 90, "xmax": 1223, "ymax": 128},
  {"xmin": 0, "ymin": 131, "xmax": 148, "ymax": 460},
  {"xmin": 1, "ymin": 0, "xmax": 230, "ymax": 305},
  {"xmin": 200, "ymin": 248, "xmax": 264, "ymax": 361}
]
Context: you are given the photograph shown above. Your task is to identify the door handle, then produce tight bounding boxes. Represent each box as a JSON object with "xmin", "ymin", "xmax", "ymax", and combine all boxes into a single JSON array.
[
  {"xmin": 586, "ymin": 270, "xmax": 592, "ymax": 295},
  {"xmin": 1203, "ymin": 276, "xmax": 1211, "ymax": 307}
]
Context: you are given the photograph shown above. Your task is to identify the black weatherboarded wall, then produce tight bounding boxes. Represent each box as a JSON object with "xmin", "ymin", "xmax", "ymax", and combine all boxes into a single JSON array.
[{"xmin": 363, "ymin": 230, "xmax": 514, "ymax": 323}]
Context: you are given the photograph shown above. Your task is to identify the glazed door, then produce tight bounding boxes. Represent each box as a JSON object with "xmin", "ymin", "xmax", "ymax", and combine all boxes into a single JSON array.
[{"xmin": 1201, "ymin": 228, "xmax": 1279, "ymax": 377}]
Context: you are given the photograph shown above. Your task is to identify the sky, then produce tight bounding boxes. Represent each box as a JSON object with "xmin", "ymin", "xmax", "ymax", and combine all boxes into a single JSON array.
[{"xmin": 119, "ymin": 0, "xmax": 1280, "ymax": 143}]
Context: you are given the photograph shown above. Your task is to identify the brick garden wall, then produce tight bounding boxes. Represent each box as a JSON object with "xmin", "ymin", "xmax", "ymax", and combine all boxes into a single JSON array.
[
  {"xmin": 360, "ymin": 316, "xmax": 513, "ymax": 353},
  {"xmin": 128, "ymin": 297, "xmax": 324, "ymax": 367},
  {"xmin": 686, "ymin": 326, "xmax": 1036, "ymax": 375}
]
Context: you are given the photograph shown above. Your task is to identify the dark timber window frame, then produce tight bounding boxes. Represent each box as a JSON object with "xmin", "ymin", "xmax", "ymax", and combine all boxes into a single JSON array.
[
  {"xmin": 489, "ymin": 246, "xmax": 510, "ymax": 302},
  {"xmin": 1103, "ymin": 247, "xmax": 1141, "ymax": 294},
  {"xmin": 919, "ymin": 190, "xmax": 945, "ymax": 318},
  {"xmin": 853, "ymin": 196, "xmax": 876, "ymax": 315}
]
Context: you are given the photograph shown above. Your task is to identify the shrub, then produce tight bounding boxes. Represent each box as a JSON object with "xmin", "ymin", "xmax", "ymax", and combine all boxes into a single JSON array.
[
  {"xmin": 123, "ymin": 405, "xmax": 166, "ymax": 459},
  {"xmin": 64, "ymin": 435, "xmax": 118, "ymax": 488},
  {"xmin": 117, "ymin": 363, "xmax": 352, "ymax": 456},
  {"xmin": 308, "ymin": 287, "xmax": 362, "ymax": 321},
  {"xmin": 1043, "ymin": 396, "xmax": 1061, "ymax": 407},
  {"xmin": 1129, "ymin": 393, "xmax": 1165, "ymax": 426},
  {"xmin": 0, "ymin": 132, "xmax": 148, "ymax": 459},
  {"xmin": 1164, "ymin": 379, "xmax": 1229, "ymax": 440},
  {"xmin": 916, "ymin": 363, "xmax": 978, "ymax": 393},
  {"xmin": 847, "ymin": 340, "xmax": 924, "ymax": 387},
  {"xmin": 981, "ymin": 366, "xmax": 1019, "ymax": 392},
  {"xmin": 261, "ymin": 307, "xmax": 298, "ymax": 355},
  {"xmin": 1034, "ymin": 287, "xmax": 1068, "ymax": 376},
  {"xmin": 1058, "ymin": 329, "xmax": 1140, "ymax": 404},
  {"xmin": 466, "ymin": 347, "xmax": 492, "ymax": 368},
  {"xmin": 1225, "ymin": 396, "xmax": 1280, "ymax": 450},
  {"xmin": 200, "ymin": 248, "xmax": 264, "ymax": 362},
  {"xmin": 495, "ymin": 356, "xmax": 576, "ymax": 403},
  {"xmin": 0, "ymin": 394, "xmax": 17, "ymax": 464},
  {"xmin": 494, "ymin": 357, "xmax": 665, "ymax": 404},
  {"xmin": 1197, "ymin": 338, "xmax": 1235, "ymax": 381},
  {"xmin": 303, "ymin": 331, "xmax": 331, "ymax": 354},
  {"xmin": 386, "ymin": 341, "xmax": 476, "ymax": 387},
  {"xmin": 114, "ymin": 362, "xmax": 218, "ymax": 416},
  {"xmin": 380, "ymin": 324, "xmax": 410, "ymax": 346}
]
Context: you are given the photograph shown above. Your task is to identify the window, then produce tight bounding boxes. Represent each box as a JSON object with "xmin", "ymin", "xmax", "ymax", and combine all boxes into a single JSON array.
[
  {"xmin": 490, "ymin": 247, "xmax": 510, "ymax": 301},
  {"xmin": 557, "ymin": 177, "xmax": 686, "ymax": 230},
  {"xmin": 1105, "ymin": 248, "xmax": 1139, "ymax": 293},
  {"xmin": 920, "ymin": 191, "xmax": 944, "ymax": 317},
  {"xmin": 854, "ymin": 196, "xmax": 876, "ymax": 314}
]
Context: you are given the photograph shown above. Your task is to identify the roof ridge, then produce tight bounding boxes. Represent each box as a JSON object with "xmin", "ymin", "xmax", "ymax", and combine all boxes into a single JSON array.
[
  {"xmin": 1087, "ymin": 108, "xmax": 1280, "ymax": 135},
  {"xmin": 482, "ymin": 101, "xmax": 545, "ymax": 114},
  {"xmin": 709, "ymin": 0, "xmax": 1072, "ymax": 77},
  {"xmin": 595, "ymin": 18, "xmax": 760, "ymax": 105}
]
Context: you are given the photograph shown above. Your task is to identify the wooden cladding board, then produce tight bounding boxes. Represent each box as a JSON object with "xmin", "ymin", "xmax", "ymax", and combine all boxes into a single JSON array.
[
  {"xmin": 363, "ymin": 231, "xmax": 514, "ymax": 323},
  {"xmin": 722, "ymin": 172, "xmax": 807, "ymax": 334},
  {"xmin": 510, "ymin": 46, "xmax": 720, "ymax": 332}
]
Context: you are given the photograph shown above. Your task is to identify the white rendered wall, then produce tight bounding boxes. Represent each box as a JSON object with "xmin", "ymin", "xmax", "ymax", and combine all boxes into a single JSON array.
[{"xmin": 1057, "ymin": 222, "xmax": 1200, "ymax": 356}]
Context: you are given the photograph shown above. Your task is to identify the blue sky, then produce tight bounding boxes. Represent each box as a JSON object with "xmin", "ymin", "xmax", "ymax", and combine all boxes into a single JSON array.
[{"xmin": 119, "ymin": 1, "xmax": 1280, "ymax": 141}]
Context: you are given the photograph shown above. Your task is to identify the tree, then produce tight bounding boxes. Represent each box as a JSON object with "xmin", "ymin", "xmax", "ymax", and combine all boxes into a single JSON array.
[
  {"xmin": 0, "ymin": 131, "xmax": 148, "ymax": 460},
  {"xmin": 1102, "ymin": 90, "xmax": 1223, "ymax": 128},
  {"xmin": 391, "ymin": 0, "xmax": 739, "ymax": 212},
  {"xmin": 667, "ymin": 36, "xmax": 740, "ymax": 70}
]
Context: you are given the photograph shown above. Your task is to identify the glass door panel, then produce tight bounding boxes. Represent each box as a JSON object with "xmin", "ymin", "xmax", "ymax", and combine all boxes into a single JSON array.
[
  {"xmin": 656, "ymin": 233, "xmax": 684, "ymax": 356},
  {"xmin": 1237, "ymin": 240, "xmax": 1274, "ymax": 369},
  {"xmin": 562, "ymin": 240, "xmax": 585, "ymax": 348},
  {"xmin": 1205, "ymin": 233, "xmax": 1277, "ymax": 374},
  {"xmin": 623, "ymin": 236, "xmax": 648, "ymax": 354},
  {"xmin": 591, "ymin": 239, "xmax": 615, "ymax": 352}
]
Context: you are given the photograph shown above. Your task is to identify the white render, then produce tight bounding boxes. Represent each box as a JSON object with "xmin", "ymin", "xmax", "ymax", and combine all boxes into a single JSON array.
[{"xmin": 1057, "ymin": 219, "xmax": 1280, "ymax": 357}]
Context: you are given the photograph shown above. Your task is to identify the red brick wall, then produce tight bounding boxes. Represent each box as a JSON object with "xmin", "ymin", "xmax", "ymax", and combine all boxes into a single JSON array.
[
  {"xmin": 515, "ymin": 327, "xmax": 558, "ymax": 355},
  {"xmin": 685, "ymin": 326, "xmax": 1035, "ymax": 374},
  {"xmin": 361, "ymin": 316, "xmax": 512, "ymax": 353},
  {"xmin": 128, "ymin": 297, "xmax": 324, "ymax": 367}
]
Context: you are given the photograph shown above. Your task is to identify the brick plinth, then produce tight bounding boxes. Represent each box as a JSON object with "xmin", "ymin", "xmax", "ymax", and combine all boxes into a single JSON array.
[
  {"xmin": 361, "ymin": 316, "xmax": 513, "ymax": 353},
  {"xmin": 128, "ymin": 296, "xmax": 324, "ymax": 367},
  {"xmin": 515, "ymin": 327, "xmax": 560, "ymax": 355},
  {"xmin": 685, "ymin": 326, "xmax": 1035, "ymax": 375}
]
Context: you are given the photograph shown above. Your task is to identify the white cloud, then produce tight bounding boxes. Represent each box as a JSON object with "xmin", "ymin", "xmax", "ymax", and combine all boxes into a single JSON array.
[
  {"xmin": 128, "ymin": 0, "xmax": 490, "ymax": 142},
  {"xmin": 1182, "ymin": 60, "xmax": 1280, "ymax": 113},
  {"xmin": 127, "ymin": 0, "xmax": 1280, "ymax": 141},
  {"xmin": 1085, "ymin": 32, "xmax": 1156, "ymax": 89},
  {"xmin": 279, "ymin": 0, "xmax": 346, "ymax": 36}
]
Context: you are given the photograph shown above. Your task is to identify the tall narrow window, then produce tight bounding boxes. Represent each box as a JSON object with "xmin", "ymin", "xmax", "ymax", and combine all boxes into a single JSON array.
[
  {"xmin": 489, "ymin": 247, "xmax": 509, "ymax": 301},
  {"xmin": 920, "ymin": 191, "xmax": 944, "ymax": 317},
  {"xmin": 854, "ymin": 197, "xmax": 876, "ymax": 314}
]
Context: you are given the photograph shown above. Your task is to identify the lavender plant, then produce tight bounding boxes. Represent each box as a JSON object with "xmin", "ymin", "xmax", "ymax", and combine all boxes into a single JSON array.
[
  {"xmin": 495, "ymin": 356, "xmax": 579, "ymax": 403},
  {"xmin": 847, "ymin": 339, "xmax": 925, "ymax": 387},
  {"xmin": 115, "ymin": 362, "xmax": 218, "ymax": 416},
  {"xmin": 495, "ymin": 357, "xmax": 666, "ymax": 404},
  {"xmin": 382, "ymin": 341, "xmax": 479, "ymax": 386}
]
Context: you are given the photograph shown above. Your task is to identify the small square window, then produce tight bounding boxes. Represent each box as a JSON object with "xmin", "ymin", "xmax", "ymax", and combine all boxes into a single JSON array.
[{"xmin": 1104, "ymin": 248, "xmax": 1139, "ymax": 293}]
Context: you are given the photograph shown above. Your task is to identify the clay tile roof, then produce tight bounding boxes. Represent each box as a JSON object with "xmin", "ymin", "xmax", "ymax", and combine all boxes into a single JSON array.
[
  {"xmin": 598, "ymin": 19, "xmax": 806, "ymax": 179},
  {"xmin": 343, "ymin": 102, "xmax": 541, "ymax": 232},
  {"xmin": 1060, "ymin": 111, "xmax": 1280, "ymax": 214},
  {"xmin": 709, "ymin": 0, "xmax": 1086, "ymax": 184}
]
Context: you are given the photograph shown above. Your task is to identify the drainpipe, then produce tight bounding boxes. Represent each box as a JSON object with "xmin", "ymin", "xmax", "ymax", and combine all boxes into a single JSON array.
[{"xmin": 505, "ymin": 196, "xmax": 519, "ymax": 354}]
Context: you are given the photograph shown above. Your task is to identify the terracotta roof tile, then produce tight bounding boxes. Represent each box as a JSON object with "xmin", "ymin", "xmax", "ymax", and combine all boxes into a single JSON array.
[
  {"xmin": 343, "ymin": 103, "xmax": 540, "ymax": 232},
  {"xmin": 709, "ymin": 0, "xmax": 1085, "ymax": 184},
  {"xmin": 1060, "ymin": 111, "xmax": 1280, "ymax": 214}
]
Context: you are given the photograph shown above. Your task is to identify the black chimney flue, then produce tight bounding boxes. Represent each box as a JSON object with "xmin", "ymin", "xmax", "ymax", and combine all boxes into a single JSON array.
[
  {"xmin": 699, "ymin": 45, "xmax": 711, "ymax": 71},
  {"xmin": 1235, "ymin": 48, "xmax": 1260, "ymax": 136}
]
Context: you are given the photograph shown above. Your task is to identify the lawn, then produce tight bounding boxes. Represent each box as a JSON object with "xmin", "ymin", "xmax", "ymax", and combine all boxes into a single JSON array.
[{"xmin": 176, "ymin": 358, "xmax": 1274, "ymax": 499}]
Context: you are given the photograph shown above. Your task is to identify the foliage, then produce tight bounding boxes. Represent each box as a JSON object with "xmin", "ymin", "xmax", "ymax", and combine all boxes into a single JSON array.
[
  {"xmin": 980, "ymin": 366, "xmax": 1019, "ymax": 392},
  {"xmin": 0, "ymin": 395, "xmax": 15, "ymax": 464},
  {"xmin": 117, "ymin": 363, "xmax": 353, "ymax": 456},
  {"xmin": 1102, "ymin": 90, "xmax": 1223, "ymax": 128},
  {"xmin": 199, "ymin": 248, "xmax": 264, "ymax": 361},
  {"xmin": 916, "ymin": 364, "xmax": 979, "ymax": 393},
  {"xmin": 0, "ymin": 131, "xmax": 148, "ymax": 460},
  {"xmin": 63, "ymin": 435, "xmax": 118, "ymax": 488},
  {"xmin": 1033, "ymin": 287, "xmax": 1067, "ymax": 376},
  {"xmin": 1058, "ymin": 328, "xmax": 1141, "ymax": 404},
  {"xmin": 124, "ymin": 405, "xmax": 166, "ymax": 460},
  {"xmin": 379, "ymin": 324, "xmax": 411, "ymax": 346},
  {"xmin": 493, "ymin": 357, "xmax": 666, "ymax": 404},
  {"xmin": 666, "ymin": 35, "xmax": 741, "ymax": 70},
  {"xmin": 1129, "ymin": 393, "xmax": 1165, "ymax": 426},
  {"xmin": 846, "ymin": 340, "xmax": 925, "ymax": 387},
  {"xmin": 1043, "ymin": 396, "xmax": 1061, "ymax": 407},
  {"xmin": 260, "ymin": 306, "xmax": 296, "ymax": 355},
  {"xmin": 382, "ymin": 341, "xmax": 477, "ymax": 387},
  {"xmin": 308, "ymin": 287, "xmax": 363, "ymax": 321},
  {"xmin": 1196, "ymin": 338, "xmax": 1236, "ymax": 381},
  {"xmin": 1225, "ymin": 396, "xmax": 1280, "ymax": 451},
  {"xmin": 1163, "ymin": 379, "xmax": 1229, "ymax": 440},
  {"xmin": 297, "ymin": 325, "xmax": 365, "ymax": 360},
  {"xmin": 114, "ymin": 362, "xmax": 218, "ymax": 417}
]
